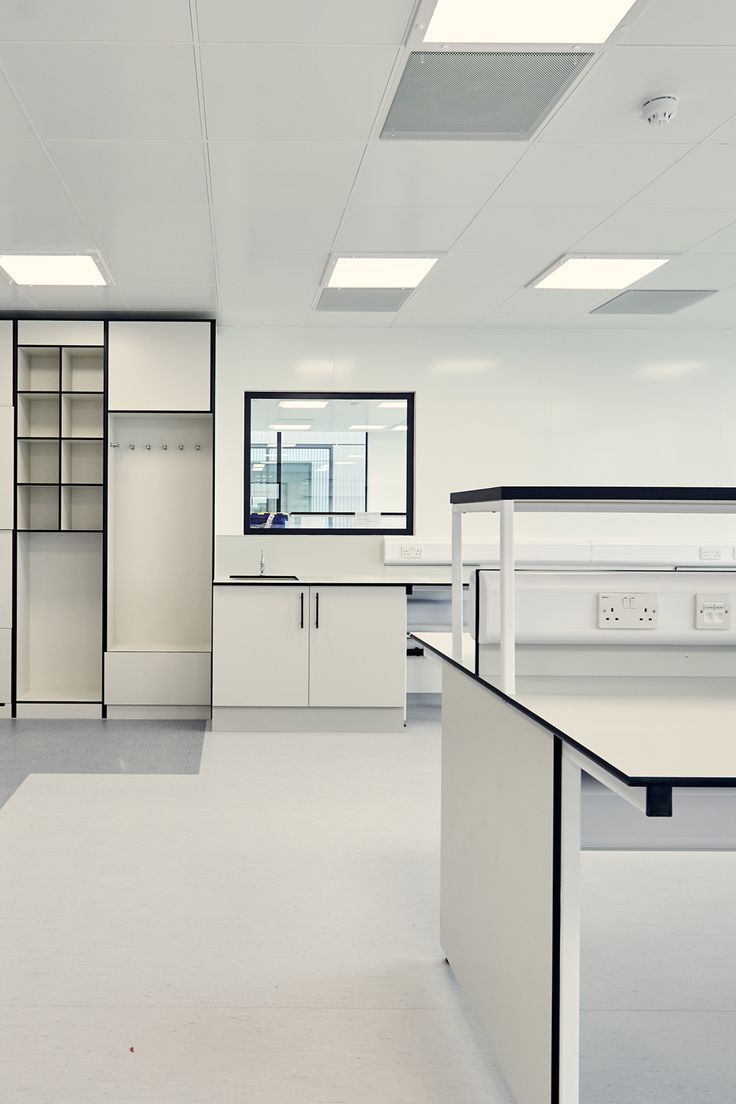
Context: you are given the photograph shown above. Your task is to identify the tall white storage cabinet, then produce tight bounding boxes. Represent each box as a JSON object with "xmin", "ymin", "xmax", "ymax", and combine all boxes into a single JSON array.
[
  {"xmin": 105, "ymin": 322, "xmax": 213, "ymax": 719},
  {"xmin": 7, "ymin": 318, "xmax": 214, "ymax": 720},
  {"xmin": 0, "ymin": 321, "xmax": 13, "ymax": 717}
]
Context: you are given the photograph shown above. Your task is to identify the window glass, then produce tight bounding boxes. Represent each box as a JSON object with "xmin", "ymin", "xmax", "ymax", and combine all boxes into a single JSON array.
[{"xmin": 245, "ymin": 393, "xmax": 413, "ymax": 533}]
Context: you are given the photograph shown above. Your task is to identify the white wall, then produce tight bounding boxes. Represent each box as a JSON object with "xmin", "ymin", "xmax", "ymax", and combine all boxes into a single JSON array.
[{"xmin": 215, "ymin": 326, "xmax": 736, "ymax": 571}]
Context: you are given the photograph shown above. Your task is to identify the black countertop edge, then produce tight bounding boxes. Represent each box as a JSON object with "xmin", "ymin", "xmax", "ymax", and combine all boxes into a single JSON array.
[
  {"xmin": 411, "ymin": 633, "xmax": 736, "ymax": 792},
  {"xmin": 213, "ymin": 580, "xmax": 413, "ymax": 587},
  {"xmin": 450, "ymin": 485, "xmax": 736, "ymax": 506}
]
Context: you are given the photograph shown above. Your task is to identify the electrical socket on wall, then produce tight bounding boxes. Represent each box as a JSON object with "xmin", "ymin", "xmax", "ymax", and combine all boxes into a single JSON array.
[
  {"xmin": 598, "ymin": 592, "xmax": 659, "ymax": 629},
  {"xmin": 695, "ymin": 593, "xmax": 731, "ymax": 630},
  {"xmin": 400, "ymin": 543, "xmax": 423, "ymax": 559}
]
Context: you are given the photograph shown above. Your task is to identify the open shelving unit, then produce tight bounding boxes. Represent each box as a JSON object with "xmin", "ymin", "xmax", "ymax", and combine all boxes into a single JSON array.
[
  {"xmin": 14, "ymin": 344, "xmax": 105, "ymax": 709},
  {"xmin": 16, "ymin": 347, "xmax": 103, "ymax": 534}
]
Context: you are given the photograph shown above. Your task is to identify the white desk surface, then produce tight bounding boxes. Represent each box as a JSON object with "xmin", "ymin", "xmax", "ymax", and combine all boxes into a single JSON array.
[{"xmin": 414, "ymin": 632, "xmax": 736, "ymax": 785}]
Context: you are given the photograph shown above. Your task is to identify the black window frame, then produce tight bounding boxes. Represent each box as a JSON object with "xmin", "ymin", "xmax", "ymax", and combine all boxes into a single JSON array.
[{"xmin": 243, "ymin": 390, "xmax": 415, "ymax": 536}]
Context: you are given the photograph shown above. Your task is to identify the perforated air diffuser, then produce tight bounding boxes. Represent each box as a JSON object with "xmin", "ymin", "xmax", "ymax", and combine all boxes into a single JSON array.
[
  {"xmin": 592, "ymin": 290, "xmax": 717, "ymax": 315},
  {"xmin": 317, "ymin": 288, "xmax": 413, "ymax": 312},
  {"xmin": 382, "ymin": 51, "xmax": 593, "ymax": 140}
]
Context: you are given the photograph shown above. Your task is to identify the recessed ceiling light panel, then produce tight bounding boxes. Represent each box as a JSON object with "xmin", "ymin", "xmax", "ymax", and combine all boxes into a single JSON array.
[
  {"xmin": 0, "ymin": 254, "xmax": 106, "ymax": 286},
  {"xmin": 534, "ymin": 256, "xmax": 669, "ymax": 290},
  {"xmin": 328, "ymin": 257, "xmax": 437, "ymax": 289},
  {"xmin": 349, "ymin": 424, "xmax": 386, "ymax": 431},
  {"xmin": 423, "ymin": 0, "xmax": 637, "ymax": 44},
  {"xmin": 269, "ymin": 424, "xmax": 311, "ymax": 431}
]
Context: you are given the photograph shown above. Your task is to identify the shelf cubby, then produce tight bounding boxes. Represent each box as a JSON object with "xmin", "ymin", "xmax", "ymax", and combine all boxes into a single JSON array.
[
  {"xmin": 17, "ymin": 347, "xmax": 60, "ymax": 392},
  {"xmin": 61, "ymin": 348, "xmax": 104, "ymax": 393},
  {"xmin": 61, "ymin": 393, "xmax": 104, "ymax": 439},
  {"xmin": 17, "ymin": 439, "xmax": 59, "ymax": 485},
  {"xmin": 61, "ymin": 485, "xmax": 103, "ymax": 532},
  {"xmin": 17, "ymin": 485, "xmax": 59, "ymax": 531},
  {"xmin": 61, "ymin": 439, "xmax": 103, "ymax": 485},
  {"xmin": 17, "ymin": 393, "xmax": 60, "ymax": 438}
]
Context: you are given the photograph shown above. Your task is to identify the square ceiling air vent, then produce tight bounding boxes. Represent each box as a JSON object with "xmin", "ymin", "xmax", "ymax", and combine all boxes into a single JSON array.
[
  {"xmin": 317, "ymin": 288, "xmax": 413, "ymax": 312},
  {"xmin": 592, "ymin": 290, "xmax": 717, "ymax": 315},
  {"xmin": 381, "ymin": 50, "xmax": 593, "ymax": 140}
]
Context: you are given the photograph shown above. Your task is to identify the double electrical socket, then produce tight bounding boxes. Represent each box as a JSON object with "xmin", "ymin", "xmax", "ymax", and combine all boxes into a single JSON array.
[
  {"xmin": 598, "ymin": 592, "xmax": 658, "ymax": 629},
  {"xmin": 400, "ymin": 543, "xmax": 423, "ymax": 559}
]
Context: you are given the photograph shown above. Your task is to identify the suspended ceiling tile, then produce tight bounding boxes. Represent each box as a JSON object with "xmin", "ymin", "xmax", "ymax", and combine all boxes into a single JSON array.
[
  {"xmin": 621, "ymin": 0, "xmax": 736, "ymax": 46},
  {"xmin": 493, "ymin": 288, "xmax": 612, "ymax": 319},
  {"xmin": 454, "ymin": 205, "xmax": 611, "ymax": 254},
  {"xmin": 706, "ymin": 114, "xmax": 736, "ymax": 143},
  {"xmin": 349, "ymin": 141, "xmax": 525, "ymax": 208},
  {"xmin": 212, "ymin": 207, "xmax": 342, "ymax": 253},
  {"xmin": 0, "ymin": 204, "xmax": 94, "ymax": 251},
  {"xmin": 334, "ymin": 205, "xmax": 476, "ymax": 253},
  {"xmin": 103, "ymin": 249, "xmax": 216, "ymax": 287},
  {"xmin": 0, "ymin": 74, "xmax": 35, "ymax": 138},
  {"xmin": 633, "ymin": 253, "xmax": 736, "ymax": 291},
  {"xmin": 117, "ymin": 285, "xmax": 218, "ymax": 313},
  {"xmin": 691, "ymin": 219, "xmax": 736, "ymax": 254},
  {"xmin": 0, "ymin": 0, "xmax": 193, "ymax": 41},
  {"xmin": 490, "ymin": 143, "xmax": 689, "ymax": 208},
  {"xmin": 219, "ymin": 284, "xmax": 317, "ymax": 315},
  {"xmin": 308, "ymin": 310, "xmax": 396, "ymax": 327},
  {"xmin": 78, "ymin": 204, "xmax": 213, "ymax": 257},
  {"xmin": 221, "ymin": 309, "xmax": 310, "ymax": 327},
  {"xmin": 200, "ymin": 44, "xmax": 399, "ymax": 140},
  {"xmin": 21, "ymin": 285, "xmax": 130, "ymax": 311},
  {"xmin": 45, "ymin": 141, "xmax": 209, "ymax": 205},
  {"xmin": 208, "ymin": 141, "xmax": 364, "ymax": 208},
  {"xmin": 634, "ymin": 145, "xmax": 736, "ymax": 208},
  {"xmin": 481, "ymin": 313, "xmax": 567, "ymax": 329},
  {"xmin": 576, "ymin": 207, "xmax": 736, "ymax": 254},
  {"xmin": 197, "ymin": 0, "xmax": 416, "ymax": 44},
  {"xmin": 0, "ymin": 141, "xmax": 68, "ymax": 203},
  {"xmin": 216, "ymin": 252, "xmax": 327, "ymax": 287},
  {"xmin": 540, "ymin": 48, "xmax": 736, "ymax": 145},
  {"xmin": 0, "ymin": 44, "xmax": 201, "ymax": 140}
]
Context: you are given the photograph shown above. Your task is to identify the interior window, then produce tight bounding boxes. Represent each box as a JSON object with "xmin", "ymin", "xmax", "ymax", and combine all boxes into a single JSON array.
[{"xmin": 244, "ymin": 392, "xmax": 414, "ymax": 533}]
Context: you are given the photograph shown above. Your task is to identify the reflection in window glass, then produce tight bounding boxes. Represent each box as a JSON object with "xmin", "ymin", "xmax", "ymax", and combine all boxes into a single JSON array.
[{"xmin": 245, "ymin": 394, "xmax": 412, "ymax": 532}]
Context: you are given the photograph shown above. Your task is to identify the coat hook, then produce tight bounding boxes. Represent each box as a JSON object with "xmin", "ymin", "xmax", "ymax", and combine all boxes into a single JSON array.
[
  {"xmin": 195, "ymin": 444, "xmax": 201, "ymax": 451},
  {"xmin": 162, "ymin": 443, "xmax": 168, "ymax": 450},
  {"xmin": 178, "ymin": 444, "xmax": 184, "ymax": 450},
  {"xmin": 111, "ymin": 442, "xmax": 119, "ymax": 448},
  {"xmin": 145, "ymin": 443, "xmax": 151, "ymax": 450},
  {"xmin": 128, "ymin": 443, "xmax": 135, "ymax": 450}
]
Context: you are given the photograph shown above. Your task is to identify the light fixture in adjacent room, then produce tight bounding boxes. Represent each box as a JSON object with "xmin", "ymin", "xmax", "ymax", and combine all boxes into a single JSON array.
[
  {"xmin": 327, "ymin": 257, "xmax": 437, "ymax": 289},
  {"xmin": 422, "ymin": 0, "xmax": 637, "ymax": 44},
  {"xmin": 252, "ymin": 463, "xmax": 265, "ymax": 471},
  {"xmin": 278, "ymin": 400, "xmax": 329, "ymax": 409},
  {"xmin": 349, "ymin": 424, "xmax": 386, "ymax": 431},
  {"xmin": 269, "ymin": 423, "xmax": 311, "ymax": 431},
  {"xmin": 377, "ymin": 401, "xmax": 407, "ymax": 408},
  {"xmin": 533, "ymin": 256, "xmax": 669, "ymax": 290},
  {"xmin": 0, "ymin": 253, "xmax": 106, "ymax": 286},
  {"xmin": 393, "ymin": 424, "xmax": 408, "ymax": 432}
]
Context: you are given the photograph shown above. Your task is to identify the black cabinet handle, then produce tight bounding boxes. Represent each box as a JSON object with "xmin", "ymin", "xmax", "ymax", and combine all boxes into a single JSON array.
[
  {"xmin": 315, "ymin": 591, "xmax": 319, "ymax": 629},
  {"xmin": 299, "ymin": 592, "xmax": 304, "ymax": 629}
]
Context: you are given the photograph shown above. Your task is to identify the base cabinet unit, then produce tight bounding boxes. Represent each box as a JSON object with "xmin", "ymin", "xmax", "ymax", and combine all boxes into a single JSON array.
[
  {"xmin": 212, "ymin": 584, "xmax": 407, "ymax": 731},
  {"xmin": 105, "ymin": 651, "xmax": 211, "ymax": 717}
]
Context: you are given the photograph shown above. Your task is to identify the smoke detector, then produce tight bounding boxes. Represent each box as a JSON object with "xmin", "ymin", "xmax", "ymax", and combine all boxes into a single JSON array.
[{"xmin": 642, "ymin": 95, "xmax": 678, "ymax": 127}]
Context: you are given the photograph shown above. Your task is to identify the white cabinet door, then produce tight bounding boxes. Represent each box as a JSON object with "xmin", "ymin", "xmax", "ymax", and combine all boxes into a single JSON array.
[
  {"xmin": 213, "ymin": 586, "xmax": 309, "ymax": 707},
  {"xmin": 0, "ymin": 406, "xmax": 13, "ymax": 530},
  {"xmin": 108, "ymin": 321, "xmax": 211, "ymax": 411},
  {"xmin": 308, "ymin": 587, "xmax": 406, "ymax": 708}
]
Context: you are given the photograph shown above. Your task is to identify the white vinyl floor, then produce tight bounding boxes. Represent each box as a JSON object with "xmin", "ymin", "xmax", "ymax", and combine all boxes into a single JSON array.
[{"xmin": 0, "ymin": 707, "xmax": 514, "ymax": 1104}]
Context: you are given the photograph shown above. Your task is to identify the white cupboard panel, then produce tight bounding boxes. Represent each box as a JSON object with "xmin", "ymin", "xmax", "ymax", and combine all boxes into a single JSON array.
[
  {"xmin": 0, "ymin": 319, "xmax": 12, "ymax": 405},
  {"xmin": 105, "ymin": 651, "xmax": 210, "ymax": 706},
  {"xmin": 0, "ymin": 628, "xmax": 10, "ymax": 708},
  {"xmin": 213, "ymin": 585, "xmax": 309, "ymax": 707},
  {"xmin": 0, "ymin": 406, "xmax": 12, "ymax": 529},
  {"xmin": 17, "ymin": 320, "xmax": 104, "ymax": 345},
  {"xmin": 308, "ymin": 586, "xmax": 406, "ymax": 707},
  {"xmin": 108, "ymin": 321, "xmax": 211, "ymax": 410},
  {"xmin": 0, "ymin": 531, "xmax": 11, "ymax": 628}
]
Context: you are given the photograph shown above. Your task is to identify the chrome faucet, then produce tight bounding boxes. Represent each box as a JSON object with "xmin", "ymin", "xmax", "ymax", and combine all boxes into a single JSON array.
[{"xmin": 259, "ymin": 548, "xmax": 266, "ymax": 576}]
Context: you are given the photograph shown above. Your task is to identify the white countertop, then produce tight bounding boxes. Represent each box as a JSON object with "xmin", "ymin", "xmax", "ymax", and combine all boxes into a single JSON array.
[
  {"xmin": 214, "ymin": 574, "xmax": 469, "ymax": 586},
  {"xmin": 414, "ymin": 631, "xmax": 736, "ymax": 785}
]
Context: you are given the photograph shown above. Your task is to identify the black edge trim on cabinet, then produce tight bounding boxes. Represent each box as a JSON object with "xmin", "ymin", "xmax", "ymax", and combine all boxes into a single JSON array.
[
  {"xmin": 0, "ymin": 311, "xmax": 216, "ymax": 322},
  {"xmin": 551, "ymin": 737, "xmax": 562, "ymax": 1104},
  {"xmin": 209, "ymin": 320, "xmax": 216, "ymax": 721},
  {"xmin": 10, "ymin": 320, "xmax": 18, "ymax": 717},
  {"xmin": 450, "ymin": 485, "xmax": 736, "ymax": 505},
  {"xmin": 101, "ymin": 321, "xmax": 109, "ymax": 719},
  {"xmin": 411, "ymin": 633, "xmax": 736, "ymax": 794},
  {"xmin": 646, "ymin": 783, "xmax": 673, "ymax": 817},
  {"xmin": 243, "ymin": 391, "xmax": 415, "ymax": 536},
  {"xmin": 473, "ymin": 567, "xmax": 480, "ymax": 677},
  {"xmin": 213, "ymin": 580, "xmax": 412, "ymax": 587}
]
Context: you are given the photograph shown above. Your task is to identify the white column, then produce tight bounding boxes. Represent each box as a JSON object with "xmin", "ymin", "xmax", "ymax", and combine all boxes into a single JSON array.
[
  {"xmin": 451, "ymin": 507, "xmax": 463, "ymax": 661},
  {"xmin": 499, "ymin": 499, "xmax": 516, "ymax": 695}
]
